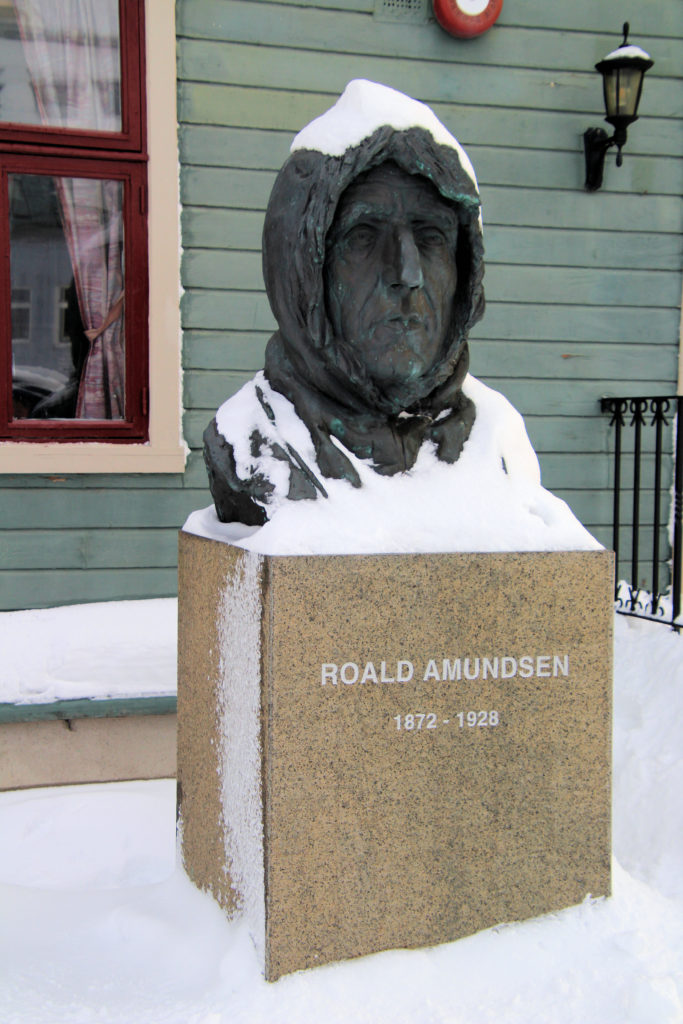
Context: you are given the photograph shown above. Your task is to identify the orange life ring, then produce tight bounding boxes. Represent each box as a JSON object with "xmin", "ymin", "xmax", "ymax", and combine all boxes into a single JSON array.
[{"xmin": 433, "ymin": 0, "xmax": 503, "ymax": 38}]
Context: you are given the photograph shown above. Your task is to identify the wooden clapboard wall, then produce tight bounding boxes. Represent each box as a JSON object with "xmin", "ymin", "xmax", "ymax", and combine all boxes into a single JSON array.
[{"xmin": 0, "ymin": 0, "xmax": 681, "ymax": 610}]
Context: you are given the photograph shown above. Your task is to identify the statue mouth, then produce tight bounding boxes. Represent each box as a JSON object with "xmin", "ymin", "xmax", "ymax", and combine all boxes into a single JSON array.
[{"xmin": 382, "ymin": 314, "xmax": 426, "ymax": 330}]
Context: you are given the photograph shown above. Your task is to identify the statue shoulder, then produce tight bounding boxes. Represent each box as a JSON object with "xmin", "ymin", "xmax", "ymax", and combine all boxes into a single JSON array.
[{"xmin": 204, "ymin": 374, "xmax": 326, "ymax": 524}]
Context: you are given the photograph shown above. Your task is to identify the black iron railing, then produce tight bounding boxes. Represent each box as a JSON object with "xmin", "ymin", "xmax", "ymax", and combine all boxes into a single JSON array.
[{"xmin": 600, "ymin": 395, "xmax": 683, "ymax": 628}]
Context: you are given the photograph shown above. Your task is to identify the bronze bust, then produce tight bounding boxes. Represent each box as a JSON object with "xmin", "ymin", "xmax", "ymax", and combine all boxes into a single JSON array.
[{"xmin": 204, "ymin": 81, "xmax": 486, "ymax": 525}]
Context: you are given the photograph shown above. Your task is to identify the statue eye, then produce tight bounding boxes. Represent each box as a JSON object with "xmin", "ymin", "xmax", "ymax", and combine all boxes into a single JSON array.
[
  {"xmin": 343, "ymin": 223, "xmax": 377, "ymax": 253},
  {"xmin": 414, "ymin": 225, "xmax": 448, "ymax": 249}
]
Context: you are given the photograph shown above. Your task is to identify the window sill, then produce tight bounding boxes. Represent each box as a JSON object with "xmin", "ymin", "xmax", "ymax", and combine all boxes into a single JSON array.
[{"xmin": 0, "ymin": 440, "xmax": 187, "ymax": 474}]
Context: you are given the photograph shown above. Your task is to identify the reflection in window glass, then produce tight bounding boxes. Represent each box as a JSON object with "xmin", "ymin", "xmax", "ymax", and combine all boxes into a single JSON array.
[
  {"xmin": 0, "ymin": 1, "xmax": 121, "ymax": 132},
  {"xmin": 10, "ymin": 173, "xmax": 125, "ymax": 420},
  {"xmin": 56, "ymin": 285, "xmax": 71, "ymax": 347},
  {"xmin": 11, "ymin": 288, "xmax": 31, "ymax": 343}
]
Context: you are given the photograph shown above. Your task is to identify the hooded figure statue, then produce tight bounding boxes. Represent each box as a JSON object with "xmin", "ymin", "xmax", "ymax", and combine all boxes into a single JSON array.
[{"xmin": 204, "ymin": 80, "xmax": 538, "ymax": 526}]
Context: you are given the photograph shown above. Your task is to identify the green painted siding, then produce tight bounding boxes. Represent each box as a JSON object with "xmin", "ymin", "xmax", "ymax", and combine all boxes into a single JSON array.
[{"xmin": 0, "ymin": 0, "xmax": 681, "ymax": 609}]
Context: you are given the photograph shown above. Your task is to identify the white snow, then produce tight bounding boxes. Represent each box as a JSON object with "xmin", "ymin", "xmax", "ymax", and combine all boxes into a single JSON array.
[
  {"xmin": 215, "ymin": 551, "xmax": 265, "ymax": 958},
  {"xmin": 602, "ymin": 44, "xmax": 652, "ymax": 63},
  {"xmin": 612, "ymin": 615, "xmax": 683, "ymax": 906},
  {"xmin": 290, "ymin": 79, "xmax": 478, "ymax": 189},
  {"xmin": 0, "ymin": 779, "xmax": 175, "ymax": 890},
  {"xmin": 0, "ymin": 610, "xmax": 681, "ymax": 1023},
  {"xmin": 189, "ymin": 375, "xmax": 600, "ymax": 557},
  {"xmin": 0, "ymin": 597, "xmax": 177, "ymax": 706},
  {"xmin": 214, "ymin": 371, "xmax": 320, "ymax": 507}
]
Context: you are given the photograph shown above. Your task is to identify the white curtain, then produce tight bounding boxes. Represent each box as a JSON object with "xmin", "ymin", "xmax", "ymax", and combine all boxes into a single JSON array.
[{"xmin": 14, "ymin": 0, "xmax": 125, "ymax": 419}]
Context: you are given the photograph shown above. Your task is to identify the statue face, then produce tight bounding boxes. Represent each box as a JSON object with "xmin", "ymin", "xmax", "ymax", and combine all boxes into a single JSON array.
[{"xmin": 325, "ymin": 162, "xmax": 459, "ymax": 402}]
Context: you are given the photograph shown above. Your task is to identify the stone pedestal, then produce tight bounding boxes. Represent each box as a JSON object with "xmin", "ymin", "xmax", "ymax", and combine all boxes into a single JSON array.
[{"xmin": 177, "ymin": 531, "xmax": 613, "ymax": 981}]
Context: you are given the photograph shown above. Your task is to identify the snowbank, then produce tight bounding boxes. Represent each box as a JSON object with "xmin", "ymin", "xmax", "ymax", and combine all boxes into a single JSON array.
[{"xmin": 0, "ymin": 598, "xmax": 177, "ymax": 706}]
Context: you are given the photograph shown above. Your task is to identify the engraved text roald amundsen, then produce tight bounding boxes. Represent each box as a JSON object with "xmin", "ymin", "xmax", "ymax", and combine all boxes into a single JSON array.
[{"xmin": 321, "ymin": 655, "xmax": 570, "ymax": 686}]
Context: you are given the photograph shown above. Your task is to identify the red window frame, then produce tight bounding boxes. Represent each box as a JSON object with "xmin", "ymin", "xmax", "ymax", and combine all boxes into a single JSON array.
[{"xmin": 0, "ymin": 0, "xmax": 148, "ymax": 443}]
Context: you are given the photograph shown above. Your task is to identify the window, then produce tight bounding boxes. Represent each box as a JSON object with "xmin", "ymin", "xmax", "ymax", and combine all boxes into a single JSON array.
[
  {"xmin": 0, "ymin": 0, "xmax": 183, "ymax": 473},
  {"xmin": 0, "ymin": 0, "xmax": 148, "ymax": 442}
]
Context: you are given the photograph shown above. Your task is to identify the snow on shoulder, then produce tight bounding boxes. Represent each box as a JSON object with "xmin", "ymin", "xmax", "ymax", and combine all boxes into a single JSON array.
[
  {"xmin": 291, "ymin": 79, "xmax": 478, "ymax": 188},
  {"xmin": 185, "ymin": 374, "xmax": 600, "ymax": 556}
]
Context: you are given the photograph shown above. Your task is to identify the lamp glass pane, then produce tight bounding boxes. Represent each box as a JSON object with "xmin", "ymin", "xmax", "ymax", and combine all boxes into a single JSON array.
[{"xmin": 603, "ymin": 65, "xmax": 644, "ymax": 119}]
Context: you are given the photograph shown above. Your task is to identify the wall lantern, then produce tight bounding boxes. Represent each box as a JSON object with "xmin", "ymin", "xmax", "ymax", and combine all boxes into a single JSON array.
[{"xmin": 583, "ymin": 23, "xmax": 654, "ymax": 192}]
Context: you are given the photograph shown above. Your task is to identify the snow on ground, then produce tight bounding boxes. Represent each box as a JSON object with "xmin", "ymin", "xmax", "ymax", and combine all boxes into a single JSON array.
[{"xmin": 0, "ymin": 611, "xmax": 681, "ymax": 1023}]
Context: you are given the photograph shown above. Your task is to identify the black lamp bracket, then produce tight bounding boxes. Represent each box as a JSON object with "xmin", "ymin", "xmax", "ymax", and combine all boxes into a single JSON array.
[{"xmin": 584, "ymin": 123, "xmax": 629, "ymax": 191}]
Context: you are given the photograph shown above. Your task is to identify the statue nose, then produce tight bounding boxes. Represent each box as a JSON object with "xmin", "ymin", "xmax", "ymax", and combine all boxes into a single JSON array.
[{"xmin": 385, "ymin": 228, "xmax": 423, "ymax": 290}]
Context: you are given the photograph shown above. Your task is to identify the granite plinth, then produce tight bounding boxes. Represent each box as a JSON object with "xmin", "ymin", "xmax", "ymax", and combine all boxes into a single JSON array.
[{"xmin": 177, "ymin": 531, "xmax": 613, "ymax": 981}]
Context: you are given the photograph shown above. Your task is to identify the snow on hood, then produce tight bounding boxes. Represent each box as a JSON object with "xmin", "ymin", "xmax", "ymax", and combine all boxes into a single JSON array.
[{"xmin": 291, "ymin": 79, "xmax": 478, "ymax": 188}]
